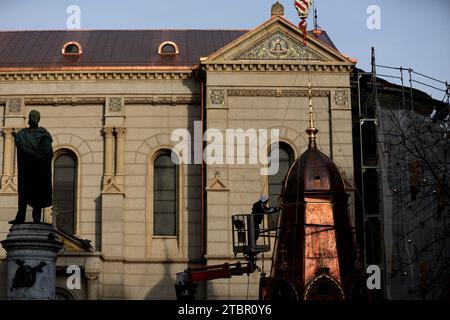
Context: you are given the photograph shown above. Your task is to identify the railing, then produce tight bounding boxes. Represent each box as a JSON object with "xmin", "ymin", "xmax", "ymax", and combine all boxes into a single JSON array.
[{"xmin": 231, "ymin": 213, "xmax": 277, "ymax": 258}]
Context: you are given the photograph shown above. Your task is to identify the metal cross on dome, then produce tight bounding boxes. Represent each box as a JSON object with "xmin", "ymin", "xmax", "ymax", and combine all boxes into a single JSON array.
[{"xmin": 294, "ymin": 0, "xmax": 313, "ymax": 44}]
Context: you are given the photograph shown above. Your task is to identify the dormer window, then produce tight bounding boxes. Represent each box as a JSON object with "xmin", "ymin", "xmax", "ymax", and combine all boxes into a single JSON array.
[
  {"xmin": 62, "ymin": 42, "xmax": 82, "ymax": 55},
  {"xmin": 158, "ymin": 41, "xmax": 179, "ymax": 55}
]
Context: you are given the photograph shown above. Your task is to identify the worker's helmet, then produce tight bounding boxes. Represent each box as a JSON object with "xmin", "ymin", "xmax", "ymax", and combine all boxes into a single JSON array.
[{"xmin": 260, "ymin": 195, "xmax": 269, "ymax": 202}]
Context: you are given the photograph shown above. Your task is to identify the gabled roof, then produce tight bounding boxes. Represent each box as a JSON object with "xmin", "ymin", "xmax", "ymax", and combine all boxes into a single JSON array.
[
  {"xmin": 0, "ymin": 29, "xmax": 247, "ymax": 70},
  {"xmin": 203, "ymin": 16, "xmax": 353, "ymax": 64},
  {"xmin": 0, "ymin": 24, "xmax": 343, "ymax": 71}
]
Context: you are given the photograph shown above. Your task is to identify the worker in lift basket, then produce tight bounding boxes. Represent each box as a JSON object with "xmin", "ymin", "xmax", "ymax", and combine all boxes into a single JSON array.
[{"xmin": 251, "ymin": 195, "xmax": 277, "ymax": 242}]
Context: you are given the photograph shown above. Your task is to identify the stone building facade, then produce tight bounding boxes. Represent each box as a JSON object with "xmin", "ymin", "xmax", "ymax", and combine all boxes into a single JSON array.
[{"xmin": 0, "ymin": 5, "xmax": 356, "ymax": 299}]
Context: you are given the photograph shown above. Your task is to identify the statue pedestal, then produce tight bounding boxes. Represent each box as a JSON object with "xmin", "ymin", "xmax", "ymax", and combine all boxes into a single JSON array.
[{"xmin": 1, "ymin": 223, "xmax": 63, "ymax": 300}]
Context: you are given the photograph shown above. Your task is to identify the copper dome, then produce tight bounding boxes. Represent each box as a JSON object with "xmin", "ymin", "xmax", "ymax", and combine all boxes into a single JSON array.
[{"xmin": 282, "ymin": 147, "xmax": 347, "ymax": 203}]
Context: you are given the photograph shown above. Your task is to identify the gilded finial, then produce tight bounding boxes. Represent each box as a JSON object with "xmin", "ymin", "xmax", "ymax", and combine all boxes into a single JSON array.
[{"xmin": 306, "ymin": 80, "xmax": 318, "ymax": 148}]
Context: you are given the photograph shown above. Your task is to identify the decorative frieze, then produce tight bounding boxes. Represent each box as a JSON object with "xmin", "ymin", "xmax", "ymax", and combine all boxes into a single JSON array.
[
  {"xmin": 25, "ymin": 97, "xmax": 106, "ymax": 106},
  {"xmin": 124, "ymin": 95, "xmax": 200, "ymax": 105},
  {"xmin": 227, "ymin": 89, "xmax": 330, "ymax": 98},
  {"xmin": 7, "ymin": 96, "xmax": 199, "ymax": 106}
]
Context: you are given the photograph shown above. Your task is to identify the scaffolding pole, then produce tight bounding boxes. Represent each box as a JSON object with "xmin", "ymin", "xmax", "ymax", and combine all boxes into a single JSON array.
[{"xmin": 358, "ymin": 47, "xmax": 449, "ymax": 299}]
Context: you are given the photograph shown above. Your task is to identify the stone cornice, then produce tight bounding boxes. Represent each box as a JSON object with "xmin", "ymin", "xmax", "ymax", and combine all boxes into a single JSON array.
[
  {"xmin": 203, "ymin": 63, "xmax": 353, "ymax": 73},
  {"xmin": 0, "ymin": 64, "xmax": 352, "ymax": 82},
  {"xmin": 0, "ymin": 70, "xmax": 195, "ymax": 82},
  {"xmin": 0, "ymin": 62, "xmax": 353, "ymax": 83},
  {"xmin": 227, "ymin": 89, "xmax": 330, "ymax": 97}
]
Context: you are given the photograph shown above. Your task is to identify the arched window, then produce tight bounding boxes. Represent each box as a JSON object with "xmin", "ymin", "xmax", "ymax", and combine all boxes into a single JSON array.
[
  {"xmin": 62, "ymin": 42, "xmax": 83, "ymax": 55},
  {"xmin": 153, "ymin": 151, "xmax": 178, "ymax": 236},
  {"xmin": 53, "ymin": 151, "xmax": 77, "ymax": 234},
  {"xmin": 268, "ymin": 143, "xmax": 294, "ymax": 205},
  {"xmin": 304, "ymin": 275, "xmax": 345, "ymax": 300},
  {"xmin": 158, "ymin": 41, "xmax": 179, "ymax": 55}
]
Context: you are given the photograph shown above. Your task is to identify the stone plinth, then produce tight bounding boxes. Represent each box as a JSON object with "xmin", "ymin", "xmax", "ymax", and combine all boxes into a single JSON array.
[{"xmin": 1, "ymin": 223, "xmax": 63, "ymax": 300}]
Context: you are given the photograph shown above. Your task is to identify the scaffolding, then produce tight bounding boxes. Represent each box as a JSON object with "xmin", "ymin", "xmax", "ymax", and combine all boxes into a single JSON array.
[{"xmin": 355, "ymin": 47, "xmax": 450, "ymax": 299}]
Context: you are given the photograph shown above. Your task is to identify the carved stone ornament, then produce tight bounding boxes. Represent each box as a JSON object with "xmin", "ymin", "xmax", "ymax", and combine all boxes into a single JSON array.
[
  {"xmin": 334, "ymin": 90, "xmax": 348, "ymax": 106},
  {"xmin": 8, "ymin": 98, "xmax": 22, "ymax": 113},
  {"xmin": 210, "ymin": 89, "xmax": 225, "ymax": 105},
  {"xmin": 233, "ymin": 30, "xmax": 326, "ymax": 61},
  {"xmin": 108, "ymin": 97, "xmax": 123, "ymax": 113}
]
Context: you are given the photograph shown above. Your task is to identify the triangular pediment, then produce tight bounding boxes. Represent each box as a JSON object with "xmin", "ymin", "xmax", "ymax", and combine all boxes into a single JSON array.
[
  {"xmin": 206, "ymin": 177, "xmax": 229, "ymax": 192},
  {"xmin": 232, "ymin": 29, "xmax": 327, "ymax": 61},
  {"xmin": 56, "ymin": 228, "xmax": 93, "ymax": 252},
  {"xmin": 0, "ymin": 181, "xmax": 17, "ymax": 193},
  {"xmin": 204, "ymin": 16, "xmax": 353, "ymax": 65},
  {"xmin": 101, "ymin": 180, "xmax": 123, "ymax": 194}
]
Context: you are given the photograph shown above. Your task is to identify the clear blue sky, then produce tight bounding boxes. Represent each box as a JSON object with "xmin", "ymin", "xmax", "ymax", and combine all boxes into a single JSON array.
[{"xmin": 1, "ymin": 0, "xmax": 449, "ymax": 99}]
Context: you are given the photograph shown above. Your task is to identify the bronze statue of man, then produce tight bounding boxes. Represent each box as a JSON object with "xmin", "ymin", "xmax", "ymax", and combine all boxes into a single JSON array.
[{"xmin": 9, "ymin": 110, "xmax": 53, "ymax": 224}]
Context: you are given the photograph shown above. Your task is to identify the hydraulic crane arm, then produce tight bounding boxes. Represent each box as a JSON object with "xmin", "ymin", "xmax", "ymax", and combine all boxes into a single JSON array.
[{"xmin": 175, "ymin": 261, "xmax": 255, "ymax": 301}]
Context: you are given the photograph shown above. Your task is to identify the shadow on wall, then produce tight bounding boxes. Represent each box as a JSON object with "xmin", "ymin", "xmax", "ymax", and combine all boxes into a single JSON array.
[
  {"xmin": 144, "ymin": 242, "xmax": 213, "ymax": 300},
  {"xmin": 0, "ymin": 260, "xmax": 6, "ymax": 299},
  {"xmin": 186, "ymin": 158, "xmax": 202, "ymax": 261},
  {"xmin": 145, "ymin": 242, "xmax": 175, "ymax": 300},
  {"xmin": 186, "ymin": 96, "xmax": 203, "ymax": 262},
  {"xmin": 94, "ymin": 196, "xmax": 101, "ymax": 251}
]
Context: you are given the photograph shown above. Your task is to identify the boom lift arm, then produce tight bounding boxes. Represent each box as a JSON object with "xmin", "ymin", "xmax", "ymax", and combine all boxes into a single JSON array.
[
  {"xmin": 174, "ymin": 212, "xmax": 274, "ymax": 301},
  {"xmin": 175, "ymin": 261, "xmax": 256, "ymax": 301}
]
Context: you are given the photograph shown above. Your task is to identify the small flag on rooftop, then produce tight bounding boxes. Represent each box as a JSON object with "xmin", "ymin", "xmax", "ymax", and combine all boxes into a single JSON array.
[{"xmin": 294, "ymin": 0, "xmax": 313, "ymax": 44}]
